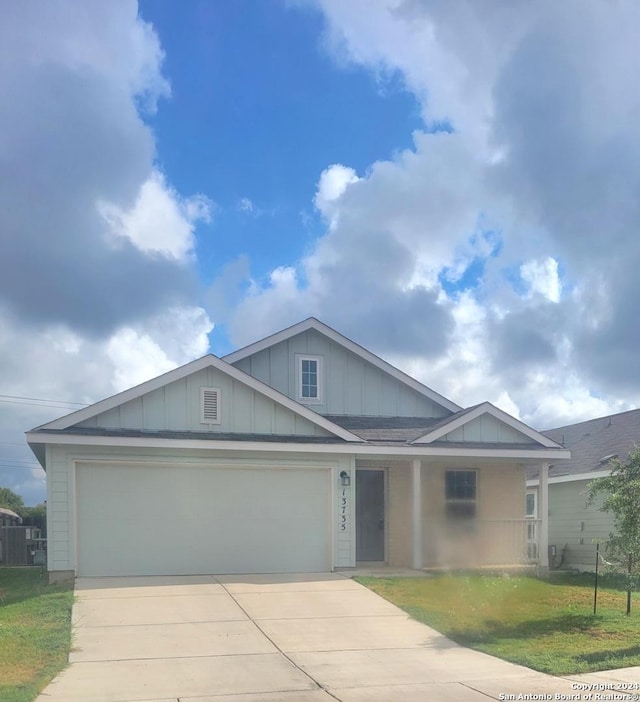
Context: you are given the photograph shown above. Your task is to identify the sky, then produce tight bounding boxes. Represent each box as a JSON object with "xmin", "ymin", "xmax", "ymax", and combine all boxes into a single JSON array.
[{"xmin": 2, "ymin": 0, "xmax": 640, "ymax": 505}]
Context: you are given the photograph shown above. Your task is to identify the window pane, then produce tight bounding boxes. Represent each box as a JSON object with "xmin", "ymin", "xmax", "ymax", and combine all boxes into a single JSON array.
[
  {"xmin": 445, "ymin": 471, "xmax": 476, "ymax": 500},
  {"xmin": 300, "ymin": 358, "xmax": 318, "ymax": 398},
  {"xmin": 526, "ymin": 493, "xmax": 536, "ymax": 516}
]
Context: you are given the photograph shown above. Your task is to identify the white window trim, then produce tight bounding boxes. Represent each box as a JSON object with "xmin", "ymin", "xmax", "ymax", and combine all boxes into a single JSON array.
[
  {"xmin": 200, "ymin": 387, "xmax": 221, "ymax": 425},
  {"xmin": 295, "ymin": 354, "xmax": 323, "ymax": 405}
]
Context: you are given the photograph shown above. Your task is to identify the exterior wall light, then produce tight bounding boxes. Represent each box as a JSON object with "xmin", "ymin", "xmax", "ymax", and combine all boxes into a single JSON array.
[{"xmin": 339, "ymin": 470, "xmax": 351, "ymax": 487}]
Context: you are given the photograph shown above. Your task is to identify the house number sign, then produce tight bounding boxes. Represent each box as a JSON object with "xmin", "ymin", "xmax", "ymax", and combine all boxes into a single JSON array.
[{"xmin": 340, "ymin": 488, "xmax": 349, "ymax": 531}]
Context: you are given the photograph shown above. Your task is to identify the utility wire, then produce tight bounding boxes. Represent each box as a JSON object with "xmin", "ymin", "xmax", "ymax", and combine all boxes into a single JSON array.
[
  {"xmin": 0, "ymin": 394, "xmax": 89, "ymax": 409},
  {"xmin": 0, "ymin": 460, "xmax": 41, "ymax": 467}
]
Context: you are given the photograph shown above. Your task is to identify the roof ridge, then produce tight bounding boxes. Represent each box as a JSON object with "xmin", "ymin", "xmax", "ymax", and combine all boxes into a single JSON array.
[{"xmin": 543, "ymin": 407, "xmax": 640, "ymax": 433}]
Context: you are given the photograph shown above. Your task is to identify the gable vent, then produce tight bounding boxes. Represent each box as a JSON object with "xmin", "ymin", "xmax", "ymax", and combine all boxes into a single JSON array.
[{"xmin": 200, "ymin": 387, "xmax": 221, "ymax": 424}]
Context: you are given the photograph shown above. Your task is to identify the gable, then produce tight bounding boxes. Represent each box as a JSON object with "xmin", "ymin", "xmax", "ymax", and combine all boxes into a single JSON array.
[
  {"xmin": 436, "ymin": 414, "xmax": 536, "ymax": 445},
  {"xmin": 412, "ymin": 402, "xmax": 562, "ymax": 449},
  {"xmin": 72, "ymin": 366, "xmax": 335, "ymax": 437},
  {"xmin": 226, "ymin": 321, "xmax": 458, "ymax": 418},
  {"xmin": 32, "ymin": 355, "xmax": 362, "ymax": 442}
]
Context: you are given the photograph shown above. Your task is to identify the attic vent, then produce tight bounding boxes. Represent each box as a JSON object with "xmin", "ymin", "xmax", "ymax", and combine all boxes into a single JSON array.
[{"xmin": 200, "ymin": 387, "xmax": 221, "ymax": 424}]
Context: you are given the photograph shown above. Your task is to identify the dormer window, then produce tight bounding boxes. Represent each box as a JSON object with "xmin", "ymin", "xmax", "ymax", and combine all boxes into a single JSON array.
[{"xmin": 296, "ymin": 355, "xmax": 323, "ymax": 404}]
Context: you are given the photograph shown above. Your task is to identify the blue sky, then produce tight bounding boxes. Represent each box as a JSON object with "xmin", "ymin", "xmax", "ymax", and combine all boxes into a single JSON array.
[
  {"xmin": 141, "ymin": 2, "xmax": 421, "ymax": 312},
  {"xmin": 2, "ymin": 1, "xmax": 640, "ymax": 505}
]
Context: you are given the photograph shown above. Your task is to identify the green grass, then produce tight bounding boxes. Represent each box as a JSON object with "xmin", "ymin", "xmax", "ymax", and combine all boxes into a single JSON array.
[
  {"xmin": 0, "ymin": 568, "xmax": 74, "ymax": 702},
  {"xmin": 357, "ymin": 572, "xmax": 640, "ymax": 675}
]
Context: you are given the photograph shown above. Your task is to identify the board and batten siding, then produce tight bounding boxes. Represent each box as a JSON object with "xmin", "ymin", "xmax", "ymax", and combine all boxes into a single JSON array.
[
  {"xmin": 439, "ymin": 414, "xmax": 534, "ymax": 444},
  {"xmin": 548, "ymin": 479, "xmax": 615, "ymax": 571},
  {"xmin": 231, "ymin": 328, "xmax": 450, "ymax": 418},
  {"xmin": 73, "ymin": 367, "xmax": 332, "ymax": 437},
  {"xmin": 46, "ymin": 444, "xmax": 74, "ymax": 574},
  {"xmin": 45, "ymin": 443, "xmax": 355, "ymax": 575}
]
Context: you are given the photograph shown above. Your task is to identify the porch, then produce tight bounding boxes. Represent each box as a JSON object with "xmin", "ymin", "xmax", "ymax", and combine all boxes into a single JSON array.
[{"xmin": 354, "ymin": 459, "xmax": 549, "ymax": 570}]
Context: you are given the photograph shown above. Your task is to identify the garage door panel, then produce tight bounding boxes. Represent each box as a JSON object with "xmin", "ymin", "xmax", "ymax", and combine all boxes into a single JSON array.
[{"xmin": 76, "ymin": 463, "xmax": 331, "ymax": 576}]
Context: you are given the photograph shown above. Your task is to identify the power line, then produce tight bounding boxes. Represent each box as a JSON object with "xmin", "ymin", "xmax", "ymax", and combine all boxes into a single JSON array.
[
  {"xmin": 0, "ymin": 459, "xmax": 41, "ymax": 467},
  {"xmin": 0, "ymin": 393, "xmax": 88, "ymax": 408}
]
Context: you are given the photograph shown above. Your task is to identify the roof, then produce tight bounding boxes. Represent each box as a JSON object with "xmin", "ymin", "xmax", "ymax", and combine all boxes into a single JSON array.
[
  {"xmin": 223, "ymin": 317, "xmax": 462, "ymax": 414},
  {"xmin": 527, "ymin": 408, "xmax": 640, "ymax": 481},
  {"xmin": 32, "ymin": 427, "xmax": 350, "ymax": 445},
  {"xmin": 323, "ymin": 415, "xmax": 444, "ymax": 442},
  {"xmin": 26, "ymin": 317, "xmax": 570, "ymax": 464},
  {"xmin": 29, "ymin": 353, "xmax": 362, "ymax": 444},
  {"xmin": 27, "ymin": 425, "xmax": 571, "ymax": 460},
  {"xmin": 0, "ymin": 506, "xmax": 22, "ymax": 522}
]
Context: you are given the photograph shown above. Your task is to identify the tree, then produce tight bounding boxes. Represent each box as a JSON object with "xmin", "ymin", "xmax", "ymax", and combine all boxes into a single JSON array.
[
  {"xmin": 588, "ymin": 447, "xmax": 640, "ymax": 614},
  {"xmin": 22, "ymin": 503, "xmax": 46, "ymax": 519},
  {"xmin": 0, "ymin": 486, "xmax": 26, "ymax": 515}
]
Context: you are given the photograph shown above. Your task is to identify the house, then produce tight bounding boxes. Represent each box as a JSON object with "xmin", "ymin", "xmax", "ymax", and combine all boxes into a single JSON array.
[
  {"xmin": 26, "ymin": 318, "xmax": 569, "ymax": 581},
  {"xmin": 0, "ymin": 506, "xmax": 22, "ymax": 527},
  {"xmin": 527, "ymin": 408, "xmax": 640, "ymax": 572}
]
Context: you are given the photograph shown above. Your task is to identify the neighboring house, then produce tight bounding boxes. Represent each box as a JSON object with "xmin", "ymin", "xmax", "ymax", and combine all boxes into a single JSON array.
[
  {"xmin": 0, "ymin": 507, "xmax": 22, "ymax": 527},
  {"xmin": 26, "ymin": 318, "xmax": 569, "ymax": 581},
  {"xmin": 527, "ymin": 408, "xmax": 640, "ymax": 571}
]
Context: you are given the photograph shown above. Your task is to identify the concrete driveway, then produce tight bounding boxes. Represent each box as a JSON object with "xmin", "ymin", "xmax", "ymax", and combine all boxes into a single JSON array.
[{"xmin": 37, "ymin": 573, "xmax": 640, "ymax": 702}]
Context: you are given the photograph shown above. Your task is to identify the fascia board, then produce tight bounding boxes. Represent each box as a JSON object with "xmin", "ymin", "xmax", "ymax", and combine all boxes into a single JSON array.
[
  {"xmin": 412, "ymin": 402, "xmax": 562, "ymax": 449},
  {"xmin": 35, "ymin": 353, "xmax": 361, "ymax": 443},
  {"xmin": 26, "ymin": 431, "xmax": 571, "ymax": 460},
  {"xmin": 527, "ymin": 469, "xmax": 611, "ymax": 487},
  {"xmin": 224, "ymin": 317, "xmax": 462, "ymax": 413}
]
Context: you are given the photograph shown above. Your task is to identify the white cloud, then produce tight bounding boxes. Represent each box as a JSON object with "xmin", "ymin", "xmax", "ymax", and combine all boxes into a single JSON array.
[
  {"xmin": 314, "ymin": 164, "xmax": 360, "ymax": 225},
  {"xmin": 238, "ymin": 197, "xmax": 255, "ymax": 214},
  {"xmin": 99, "ymin": 170, "xmax": 212, "ymax": 261},
  {"xmin": 106, "ymin": 306, "xmax": 213, "ymax": 391},
  {"xmin": 520, "ymin": 258, "xmax": 562, "ymax": 303}
]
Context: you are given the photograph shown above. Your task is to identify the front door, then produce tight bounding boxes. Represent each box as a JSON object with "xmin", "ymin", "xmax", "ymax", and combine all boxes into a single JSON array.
[{"xmin": 356, "ymin": 469, "xmax": 385, "ymax": 561}]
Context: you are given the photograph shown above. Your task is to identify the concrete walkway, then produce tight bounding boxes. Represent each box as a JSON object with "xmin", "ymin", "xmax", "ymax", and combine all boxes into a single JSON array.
[{"xmin": 37, "ymin": 573, "xmax": 640, "ymax": 701}]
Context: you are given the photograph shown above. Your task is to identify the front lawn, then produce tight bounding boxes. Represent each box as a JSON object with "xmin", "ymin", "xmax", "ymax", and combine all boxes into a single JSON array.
[
  {"xmin": 0, "ymin": 568, "xmax": 74, "ymax": 702},
  {"xmin": 357, "ymin": 573, "xmax": 640, "ymax": 675}
]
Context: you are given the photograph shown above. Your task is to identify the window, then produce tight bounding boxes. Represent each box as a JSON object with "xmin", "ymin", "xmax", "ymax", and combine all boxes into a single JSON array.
[
  {"xmin": 445, "ymin": 470, "xmax": 477, "ymax": 520},
  {"xmin": 200, "ymin": 387, "xmax": 221, "ymax": 424},
  {"xmin": 525, "ymin": 491, "xmax": 537, "ymax": 518},
  {"xmin": 296, "ymin": 355, "xmax": 323, "ymax": 403}
]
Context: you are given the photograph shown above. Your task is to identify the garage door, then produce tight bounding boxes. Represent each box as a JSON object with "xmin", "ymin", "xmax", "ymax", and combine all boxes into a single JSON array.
[{"xmin": 76, "ymin": 462, "xmax": 331, "ymax": 576}]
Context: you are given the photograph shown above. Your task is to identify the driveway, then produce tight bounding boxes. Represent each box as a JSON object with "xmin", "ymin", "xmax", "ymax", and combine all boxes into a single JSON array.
[{"xmin": 38, "ymin": 573, "xmax": 640, "ymax": 701}]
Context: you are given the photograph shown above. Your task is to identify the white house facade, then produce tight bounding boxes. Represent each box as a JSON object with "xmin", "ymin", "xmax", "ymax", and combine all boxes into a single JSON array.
[{"xmin": 27, "ymin": 318, "xmax": 569, "ymax": 581}]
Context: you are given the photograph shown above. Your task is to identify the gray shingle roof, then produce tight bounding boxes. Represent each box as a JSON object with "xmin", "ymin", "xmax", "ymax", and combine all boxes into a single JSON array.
[
  {"xmin": 321, "ymin": 415, "xmax": 443, "ymax": 442},
  {"xmin": 31, "ymin": 427, "xmax": 351, "ymax": 444},
  {"xmin": 527, "ymin": 408, "xmax": 640, "ymax": 480},
  {"xmin": 322, "ymin": 408, "xmax": 478, "ymax": 443},
  {"xmin": 32, "ymin": 411, "xmax": 568, "ymax": 453}
]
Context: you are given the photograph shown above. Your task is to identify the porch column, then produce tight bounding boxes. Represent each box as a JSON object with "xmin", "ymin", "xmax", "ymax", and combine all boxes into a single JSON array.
[
  {"xmin": 539, "ymin": 461, "xmax": 550, "ymax": 571},
  {"xmin": 412, "ymin": 459, "xmax": 422, "ymax": 570}
]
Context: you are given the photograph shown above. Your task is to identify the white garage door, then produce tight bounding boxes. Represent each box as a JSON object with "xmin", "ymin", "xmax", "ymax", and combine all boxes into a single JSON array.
[{"xmin": 76, "ymin": 462, "xmax": 331, "ymax": 577}]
